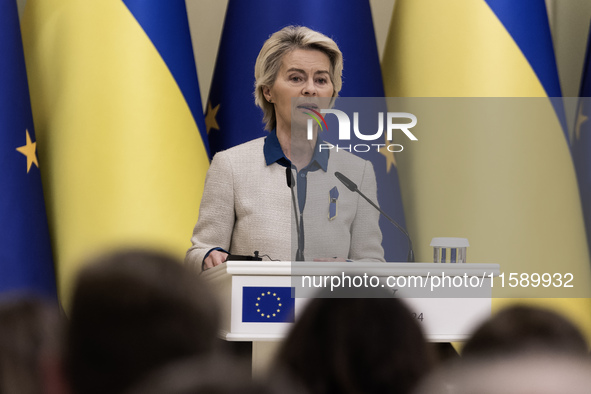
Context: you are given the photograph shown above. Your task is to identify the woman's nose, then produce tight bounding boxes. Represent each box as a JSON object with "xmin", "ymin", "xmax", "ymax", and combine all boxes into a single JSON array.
[{"xmin": 302, "ymin": 79, "xmax": 317, "ymax": 96}]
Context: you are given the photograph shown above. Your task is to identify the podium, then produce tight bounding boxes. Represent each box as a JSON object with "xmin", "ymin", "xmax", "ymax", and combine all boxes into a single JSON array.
[{"xmin": 201, "ymin": 261, "xmax": 499, "ymax": 374}]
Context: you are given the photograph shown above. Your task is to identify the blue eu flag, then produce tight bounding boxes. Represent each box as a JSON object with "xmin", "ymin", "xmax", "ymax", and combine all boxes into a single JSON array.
[
  {"xmin": 242, "ymin": 286, "xmax": 295, "ymax": 323},
  {"xmin": 0, "ymin": 0, "xmax": 57, "ymax": 298}
]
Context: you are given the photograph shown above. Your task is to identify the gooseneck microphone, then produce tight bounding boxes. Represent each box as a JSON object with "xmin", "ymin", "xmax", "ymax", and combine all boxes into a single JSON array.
[
  {"xmin": 285, "ymin": 165, "xmax": 293, "ymax": 188},
  {"xmin": 286, "ymin": 166, "xmax": 305, "ymax": 261},
  {"xmin": 334, "ymin": 171, "xmax": 415, "ymax": 262}
]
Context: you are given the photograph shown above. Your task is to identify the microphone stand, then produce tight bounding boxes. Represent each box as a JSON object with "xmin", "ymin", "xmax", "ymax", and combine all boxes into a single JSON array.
[
  {"xmin": 286, "ymin": 166, "xmax": 305, "ymax": 261},
  {"xmin": 335, "ymin": 172, "xmax": 414, "ymax": 262}
]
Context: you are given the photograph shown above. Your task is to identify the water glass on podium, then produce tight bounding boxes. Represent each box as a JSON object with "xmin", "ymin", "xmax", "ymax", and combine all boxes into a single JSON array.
[{"xmin": 430, "ymin": 237, "xmax": 469, "ymax": 263}]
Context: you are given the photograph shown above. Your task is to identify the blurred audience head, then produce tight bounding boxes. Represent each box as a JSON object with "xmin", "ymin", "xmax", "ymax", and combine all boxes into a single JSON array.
[
  {"xmin": 414, "ymin": 352, "xmax": 591, "ymax": 394},
  {"xmin": 271, "ymin": 286, "xmax": 434, "ymax": 394},
  {"xmin": 124, "ymin": 354, "xmax": 278, "ymax": 394},
  {"xmin": 65, "ymin": 248, "xmax": 220, "ymax": 394},
  {"xmin": 0, "ymin": 295, "xmax": 64, "ymax": 394},
  {"xmin": 461, "ymin": 304, "xmax": 588, "ymax": 359}
]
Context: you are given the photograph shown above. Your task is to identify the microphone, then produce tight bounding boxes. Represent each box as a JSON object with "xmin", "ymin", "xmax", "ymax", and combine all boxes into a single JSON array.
[
  {"xmin": 334, "ymin": 171, "xmax": 358, "ymax": 192},
  {"xmin": 286, "ymin": 166, "xmax": 305, "ymax": 261},
  {"xmin": 334, "ymin": 171, "xmax": 415, "ymax": 262},
  {"xmin": 285, "ymin": 165, "xmax": 293, "ymax": 188}
]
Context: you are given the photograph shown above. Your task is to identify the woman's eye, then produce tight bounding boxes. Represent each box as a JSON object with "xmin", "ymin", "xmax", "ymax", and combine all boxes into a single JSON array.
[
  {"xmin": 316, "ymin": 78, "xmax": 328, "ymax": 85},
  {"xmin": 290, "ymin": 75, "xmax": 303, "ymax": 82}
]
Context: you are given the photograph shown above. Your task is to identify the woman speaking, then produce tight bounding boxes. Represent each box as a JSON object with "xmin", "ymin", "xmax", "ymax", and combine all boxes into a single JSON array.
[{"xmin": 186, "ymin": 26, "xmax": 384, "ymax": 270}]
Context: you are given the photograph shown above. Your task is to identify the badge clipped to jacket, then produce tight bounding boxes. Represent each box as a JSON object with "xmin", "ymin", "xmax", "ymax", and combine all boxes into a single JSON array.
[{"xmin": 328, "ymin": 186, "xmax": 339, "ymax": 220}]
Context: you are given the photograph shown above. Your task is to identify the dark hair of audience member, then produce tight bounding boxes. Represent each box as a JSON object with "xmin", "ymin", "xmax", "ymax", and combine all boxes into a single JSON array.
[
  {"xmin": 461, "ymin": 304, "xmax": 588, "ymax": 359},
  {"xmin": 65, "ymin": 248, "xmax": 220, "ymax": 394},
  {"xmin": 270, "ymin": 287, "xmax": 434, "ymax": 394},
  {"xmin": 0, "ymin": 295, "xmax": 64, "ymax": 394},
  {"xmin": 414, "ymin": 352, "xmax": 591, "ymax": 394},
  {"xmin": 124, "ymin": 354, "xmax": 280, "ymax": 394}
]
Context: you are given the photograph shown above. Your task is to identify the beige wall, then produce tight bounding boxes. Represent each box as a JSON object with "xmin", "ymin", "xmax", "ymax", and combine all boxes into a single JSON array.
[{"xmin": 17, "ymin": 0, "xmax": 591, "ymax": 105}]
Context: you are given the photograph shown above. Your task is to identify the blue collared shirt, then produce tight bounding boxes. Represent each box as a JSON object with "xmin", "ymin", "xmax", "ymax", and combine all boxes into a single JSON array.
[{"xmin": 263, "ymin": 130, "xmax": 329, "ymax": 213}]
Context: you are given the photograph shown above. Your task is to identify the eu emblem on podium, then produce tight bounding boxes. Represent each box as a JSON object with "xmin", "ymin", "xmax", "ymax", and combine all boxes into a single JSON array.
[{"xmin": 242, "ymin": 287, "xmax": 295, "ymax": 323}]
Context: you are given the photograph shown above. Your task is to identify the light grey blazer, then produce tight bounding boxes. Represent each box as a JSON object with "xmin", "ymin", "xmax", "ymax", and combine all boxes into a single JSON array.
[{"xmin": 185, "ymin": 137, "xmax": 385, "ymax": 270}]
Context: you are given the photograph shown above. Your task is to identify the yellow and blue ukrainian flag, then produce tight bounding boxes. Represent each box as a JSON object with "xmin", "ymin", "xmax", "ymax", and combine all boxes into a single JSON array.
[
  {"xmin": 382, "ymin": 0, "xmax": 591, "ymax": 340},
  {"xmin": 22, "ymin": 0, "xmax": 210, "ymax": 308},
  {"xmin": 0, "ymin": 0, "xmax": 56, "ymax": 298},
  {"xmin": 207, "ymin": 0, "xmax": 408, "ymax": 261}
]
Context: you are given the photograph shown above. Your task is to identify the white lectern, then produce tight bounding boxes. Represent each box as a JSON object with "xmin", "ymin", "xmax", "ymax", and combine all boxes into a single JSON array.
[{"xmin": 201, "ymin": 261, "xmax": 499, "ymax": 374}]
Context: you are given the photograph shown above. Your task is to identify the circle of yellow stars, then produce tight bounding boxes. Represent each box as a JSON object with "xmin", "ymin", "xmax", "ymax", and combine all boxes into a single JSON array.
[{"xmin": 256, "ymin": 291, "xmax": 283, "ymax": 319}]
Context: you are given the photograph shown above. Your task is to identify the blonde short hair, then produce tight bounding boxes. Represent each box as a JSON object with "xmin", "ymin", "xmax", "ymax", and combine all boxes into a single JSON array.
[{"xmin": 254, "ymin": 25, "xmax": 343, "ymax": 131}]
